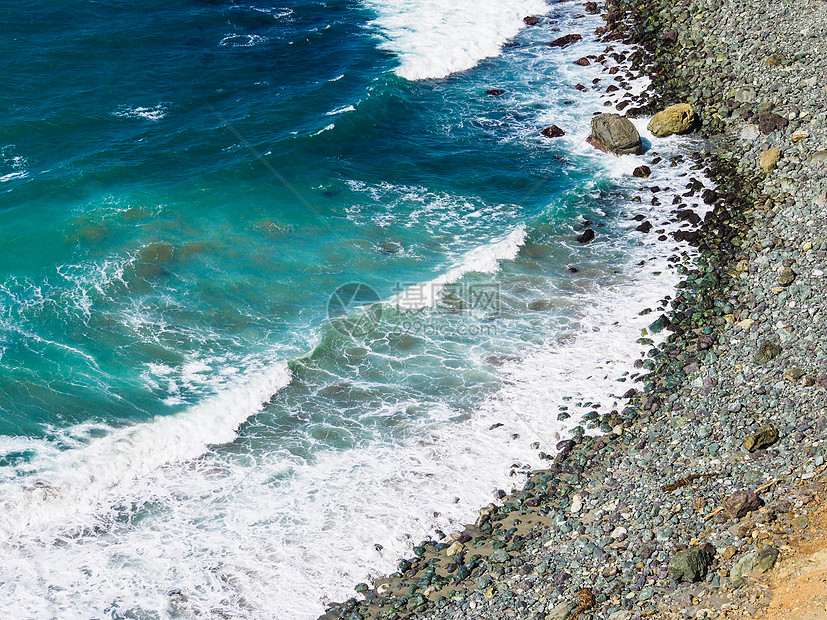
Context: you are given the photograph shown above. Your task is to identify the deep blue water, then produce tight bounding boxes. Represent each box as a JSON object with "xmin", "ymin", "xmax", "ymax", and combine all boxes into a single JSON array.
[{"xmin": 0, "ymin": 1, "xmax": 696, "ymax": 617}]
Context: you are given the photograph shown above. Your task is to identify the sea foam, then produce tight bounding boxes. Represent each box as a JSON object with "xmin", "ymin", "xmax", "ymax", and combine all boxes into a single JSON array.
[{"xmin": 365, "ymin": 0, "xmax": 547, "ymax": 80}]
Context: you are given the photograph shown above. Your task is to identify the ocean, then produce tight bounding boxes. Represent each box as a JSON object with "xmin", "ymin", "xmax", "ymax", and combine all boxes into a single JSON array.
[{"xmin": 0, "ymin": 0, "xmax": 705, "ymax": 617}]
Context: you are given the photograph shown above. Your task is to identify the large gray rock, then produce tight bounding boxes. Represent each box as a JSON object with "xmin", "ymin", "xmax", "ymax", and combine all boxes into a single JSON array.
[
  {"xmin": 668, "ymin": 544, "xmax": 715, "ymax": 582},
  {"xmin": 588, "ymin": 114, "xmax": 644, "ymax": 156},
  {"xmin": 546, "ymin": 600, "xmax": 576, "ymax": 620},
  {"xmin": 730, "ymin": 551, "xmax": 759, "ymax": 588}
]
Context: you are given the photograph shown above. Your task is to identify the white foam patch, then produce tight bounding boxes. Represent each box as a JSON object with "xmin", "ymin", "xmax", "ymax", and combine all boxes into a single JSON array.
[
  {"xmin": 111, "ymin": 104, "xmax": 170, "ymax": 122},
  {"xmin": 220, "ymin": 33, "xmax": 270, "ymax": 48},
  {"xmin": 365, "ymin": 0, "xmax": 547, "ymax": 80},
  {"xmin": 0, "ymin": 363, "xmax": 291, "ymax": 540},
  {"xmin": 391, "ymin": 224, "xmax": 526, "ymax": 309},
  {"xmin": 0, "ymin": 171, "xmax": 29, "ymax": 183},
  {"xmin": 325, "ymin": 104, "xmax": 356, "ymax": 116}
]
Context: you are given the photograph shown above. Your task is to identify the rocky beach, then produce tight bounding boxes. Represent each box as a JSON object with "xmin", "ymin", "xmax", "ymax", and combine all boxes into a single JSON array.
[{"xmin": 321, "ymin": 0, "xmax": 827, "ymax": 618}]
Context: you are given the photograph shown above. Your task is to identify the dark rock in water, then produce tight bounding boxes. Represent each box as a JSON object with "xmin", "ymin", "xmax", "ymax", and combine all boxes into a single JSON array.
[
  {"xmin": 633, "ymin": 165, "xmax": 651, "ymax": 178},
  {"xmin": 758, "ymin": 112, "xmax": 789, "ymax": 134},
  {"xmin": 584, "ymin": 1, "xmax": 599, "ymax": 13},
  {"xmin": 673, "ymin": 229, "xmax": 700, "ymax": 244},
  {"xmin": 724, "ymin": 489, "xmax": 761, "ymax": 519},
  {"xmin": 574, "ymin": 57, "xmax": 590, "ymax": 66},
  {"xmin": 701, "ymin": 188, "xmax": 718, "ymax": 204},
  {"xmin": 677, "ymin": 209, "xmax": 701, "ymax": 224},
  {"xmin": 588, "ymin": 113, "xmax": 644, "ymax": 155},
  {"xmin": 577, "ymin": 228, "xmax": 596, "ymax": 243},
  {"xmin": 568, "ymin": 266, "xmax": 579, "ymax": 272},
  {"xmin": 668, "ymin": 544, "xmax": 715, "ymax": 582},
  {"xmin": 575, "ymin": 84, "xmax": 587, "ymax": 92},
  {"xmin": 661, "ymin": 28, "xmax": 678, "ymax": 43},
  {"xmin": 379, "ymin": 241, "xmax": 402, "ymax": 255},
  {"xmin": 648, "ymin": 314, "xmax": 669, "ymax": 333},
  {"xmin": 523, "ymin": 15, "xmax": 539, "ymax": 25},
  {"xmin": 486, "ymin": 89, "xmax": 504, "ymax": 96},
  {"xmin": 550, "ymin": 33, "xmax": 583, "ymax": 48},
  {"xmin": 757, "ymin": 546, "xmax": 780, "ymax": 572},
  {"xmin": 541, "ymin": 125, "xmax": 566, "ymax": 138},
  {"xmin": 636, "ymin": 220, "xmax": 653, "ymax": 233},
  {"xmin": 754, "ymin": 340, "xmax": 782, "ymax": 364},
  {"xmin": 744, "ymin": 424, "xmax": 779, "ymax": 452}
]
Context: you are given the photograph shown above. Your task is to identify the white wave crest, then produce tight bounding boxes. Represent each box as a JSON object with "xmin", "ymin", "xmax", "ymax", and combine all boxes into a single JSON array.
[
  {"xmin": 392, "ymin": 224, "xmax": 526, "ymax": 309},
  {"xmin": 365, "ymin": 0, "xmax": 547, "ymax": 80},
  {"xmin": 0, "ymin": 363, "xmax": 291, "ymax": 540}
]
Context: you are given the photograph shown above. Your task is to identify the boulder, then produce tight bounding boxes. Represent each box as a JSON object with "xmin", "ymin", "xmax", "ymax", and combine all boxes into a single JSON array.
[
  {"xmin": 754, "ymin": 340, "xmax": 782, "ymax": 364},
  {"xmin": 584, "ymin": 2, "xmax": 599, "ymax": 13},
  {"xmin": 730, "ymin": 551, "xmax": 759, "ymax": 588},
  {"xmin": 758, "ymin": 112, "xmax": 788, "ymax": 135},
  {"xmin": 632, "ymin": 165, "xmax": 651, "ymax": 178},
  {"xmin": 648, "ymin": 103, "xmax": 697, "ymax": 137},
  {"xmin": 523, "ymin": 15, "xmax": 539, "ymax": 25},
  {"xmin": 744, "ymin": 424, "xmax": 779, "ymax": 452},
  {"xmin": 577, "ymin": 228, "xmax": 596, "ymax": 243},
  {"xmin": 668, "ymin": 544, "xmax": 715, "ymax": 582},
  {"xmin": 588, "ymin": 113, "xmax": 644, "ymax": 155},
  {"xmin": 778, "ymin": 268, "xmax": 796, "ymax": 286},
  {"xmin": 757, "ymin": 546, "xmax": 780, "ymax": 572},
  {"xmin": 541, "ymin": 125, "xmax": 566, "ymax": 138},
  {"xmin": 661, "ymin": 28, "xmax": 678, "ymax": 43},
  {"xmin": 486, "ymin": 89, "xmax": 504, "ymax": 96},
  {"xmin": 550, "ymin": 33, "xmax": 582, "ymax": 48},
  {"xmin": 574, "ymin": 57, "xmax": 590, "ymax": 66},
  {"xmin": 724, "ymin": 489, "xmax": 761, "ymax": 519}
]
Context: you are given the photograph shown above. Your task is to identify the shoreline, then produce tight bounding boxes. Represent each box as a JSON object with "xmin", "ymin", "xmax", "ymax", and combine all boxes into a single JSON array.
[{"xmin": 321, "ymin": 0, "xmax": 827, "ymax": 617}]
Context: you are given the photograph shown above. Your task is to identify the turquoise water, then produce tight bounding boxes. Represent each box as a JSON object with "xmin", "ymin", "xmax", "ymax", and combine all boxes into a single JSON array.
[{"xmin": 0, "ymin": 1, "xmax": 701, "ymax": 617}]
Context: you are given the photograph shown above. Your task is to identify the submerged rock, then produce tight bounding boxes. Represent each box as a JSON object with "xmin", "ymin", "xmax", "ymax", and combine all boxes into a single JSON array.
[
  {"xmin": 523, "ymin": 15, "xmax": 539, "ymax": 25},
  {"xmin": 588, "ymin": 113, "xmax": 644, "ymax": 156},
  {"xmin": 550, "ymin": 33, "xmax": 583, "ymax": 48}
]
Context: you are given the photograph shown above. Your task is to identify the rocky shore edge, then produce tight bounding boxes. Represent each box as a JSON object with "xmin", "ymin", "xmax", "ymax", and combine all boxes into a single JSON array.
[{"xmin": 320, "ymin": 0, "xmax": 827, "ymax": 618}]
